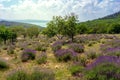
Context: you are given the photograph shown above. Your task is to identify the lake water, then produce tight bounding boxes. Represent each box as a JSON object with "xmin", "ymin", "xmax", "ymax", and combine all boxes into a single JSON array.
[{"xmin": 15, "ymin": 20, "xmax": 49, "ymax": 27}]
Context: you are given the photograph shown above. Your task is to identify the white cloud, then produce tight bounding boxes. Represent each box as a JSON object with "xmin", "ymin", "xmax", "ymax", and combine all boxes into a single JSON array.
[{"xmin": 0, "ymin": 0, "xmax": 120, "ymax": 21}]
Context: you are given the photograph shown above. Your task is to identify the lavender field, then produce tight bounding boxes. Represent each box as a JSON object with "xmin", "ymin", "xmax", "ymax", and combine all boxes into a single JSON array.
[
  {"xmin": 0, "ymin": 0, "xmax": 120, "ymax": 80},
  {"xmin": 0, "ymin": 34, "xmax": 120, "ymax": 80}
]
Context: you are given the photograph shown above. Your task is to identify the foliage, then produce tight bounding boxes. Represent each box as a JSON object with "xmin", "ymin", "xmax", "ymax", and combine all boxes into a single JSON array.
[
  {"xmin": 10, "ymin": 26, "xmax": 26, "ymax": 37},
  {"xmin": 0, "ymin": 58, "xmax": 9, "ymax": 70},
  {"xmin": 30, "ymin": 67, "xmax": 55, "ymax": 80},
  {"xmin": 7, "ymin": 45, "xmax": 15, "ymax": 55},
  {"xmin": 35, "ymin": 44, "xmax": 47, "ymax": 52},
  {"xmin": 43, "ymin": 13, "xmax": 78, "ymax": 41},
  {"xmin": 36, "ymin": 52, "xmax": 47, "ymax": 64},
  {"xmin": 0, "ymin": 26, "xmax": 17, "ymax": 44},
  {"xmin": 78, "ymin": 54, "xmax": 88, "ymax": 67},
  {"xmin": 86, "ymin": 49, "xmax": 98, "ymax": 59},
  {"xmin": 69, "ymin": 65, "xmax": 84, "ymax": 76},
  {"xmin": 7, "ymin": 69, "xmax": 29, "ymax": 80},
  {"xmin": 27, "ymin": 26, "xmax": 40, "ymax": 38},
  {"xmin": 21, "ymin": 49, "xmax": 36, "ymax": 62},
  {"xmin": 76, "ymin": 24, "xmax": 88, "ymax": 34}
]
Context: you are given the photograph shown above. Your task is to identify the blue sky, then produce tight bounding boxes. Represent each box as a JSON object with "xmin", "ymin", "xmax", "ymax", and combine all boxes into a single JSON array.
[{"xmin": 0, "ymin": 0, "xmax": 120, "ymax": 21}]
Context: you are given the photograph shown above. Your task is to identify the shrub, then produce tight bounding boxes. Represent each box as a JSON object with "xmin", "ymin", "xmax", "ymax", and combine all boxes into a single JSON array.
[
  {"xmin": 86, "ymin": 50, "xmax": 98, "ymax": 59},
  {"xmin": 7, "ymin": 45, "xmax": 15, "ymax": 55},
  {"xmin": 52, "ymin": 41, "xmax": 63, "ymax": 52},
  {"xmin": 69, "ymin": 43, "xmax": 84, "ymax": 53},
  {"xmin": 35, "ymin": 44, "xmax": 47, "ymax": 52},
  {"xmin": 85, "ymin": 56, "xmax": 120, "ymax": 80},
  {"xmin": 21, "ymin": 49, "xmax": 36, "ymax": 62},
  {"xmin": 0, "ymin": 58, "xmax": 9, "ymax": 70},
  {"xmin": 69, "ymin": 65, "xmax": 84, "ymax": 76},
  {"xmin": 30, "ymin": 67, "xmax": 55, "ymax": 80},
  {"xmin": 79, "ymin": 54, "xmax": 88, "ymax": 66},
  {"xmin": 55, "ymin": 49, "xmax": 77, "ymax": 62},
  {"xmin": 7, "ymin": 69, "xmax": 29, "ymax": 80},
  {"xmin": 36, "ymin": 52, "xmax": 47, "ymax": 64},
  {"xmin": 85, "ymin": 63, "xmax": 120, "ymax": 80}
]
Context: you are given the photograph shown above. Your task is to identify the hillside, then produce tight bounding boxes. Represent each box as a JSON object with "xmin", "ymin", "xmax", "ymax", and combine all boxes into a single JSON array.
[
  {"xmin": 77, "ymin": 11, "xmax": 120, "ymax": 34},
  {"xmin": 0, "ymin": 20, "xmax": 44, "ymax": 28},
  {"xmin": 101, "ymin": 11, "xmax": 120, "ymax": 19}
]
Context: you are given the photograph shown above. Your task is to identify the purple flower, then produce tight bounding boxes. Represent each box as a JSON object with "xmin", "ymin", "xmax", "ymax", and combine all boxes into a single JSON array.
[
  {"xmin": 69, "ymin": 43, "xmax": 84, "ymax": 53},
  {"xmin": 23, "ymin": 49, "xmax": 36, "ymax": 54},
  {"xmin": 86, "ymin": 56, "xmax": 120, "ymax": 70},
  {"xmin": 52, "ymin": 41, "xmax": 63, "ymax": 52},
  {"xmin": 55, "ymin": 49, "xmax": 77, "ymax": 62}
]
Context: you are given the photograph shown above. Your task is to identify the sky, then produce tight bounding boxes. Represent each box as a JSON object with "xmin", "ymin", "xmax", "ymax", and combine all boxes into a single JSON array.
[{"xmin": 0, "ymin": 0, "xmax": 120, "ymax": 21}]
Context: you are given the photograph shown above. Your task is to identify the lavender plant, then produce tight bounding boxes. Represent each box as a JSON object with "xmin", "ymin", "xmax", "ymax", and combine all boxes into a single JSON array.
[
  {"xmin": 85, "ymin": 56, "xmax": 120, "ymax": 80},
  {"xmin": 21, "ymin": 49, "xmax": 36, "ymax": 62},
  {"xmin": 7, "ymin": 69, "xmax": 29, "ymax": 80},
  {"xmin": 30, "ymin": 67, "xmax": 55, "ymax": 80},
  {"xmin": 52, "ymin": 41, "xmax": 63, "ymax": 52},
  {"xmin": 100, "ymin": 39, "xmax": 120, "ymax": 57},
  {"xmin": 36, "ymin": 52, "xmax": 47, "ymax": 64},
  {"xmin": 69, "ymin": 43, "xmax": 84, "ymax": 53},
  {"xmin": 55, "ymin": 49, "xmax": 77, "ymax": 62}
]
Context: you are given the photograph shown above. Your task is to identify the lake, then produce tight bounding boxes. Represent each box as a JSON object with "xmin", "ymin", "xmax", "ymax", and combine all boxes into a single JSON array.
[{"xmin": 15, "ymin": 20, "xmax": 49, "ymax": 27}]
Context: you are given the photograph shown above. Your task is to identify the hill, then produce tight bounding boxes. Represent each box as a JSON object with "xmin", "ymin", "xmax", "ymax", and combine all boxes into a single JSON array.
[
  {"xmin": 0, "ymin": 20, "xmax": 44, "ymax": 29},
  {"xmin": 78, "ymin": 11, "xmax": 120, "ymax": 33},
  {"xmin": 101, "ymin": 11, "xmax": 120, "ymax": 19}
]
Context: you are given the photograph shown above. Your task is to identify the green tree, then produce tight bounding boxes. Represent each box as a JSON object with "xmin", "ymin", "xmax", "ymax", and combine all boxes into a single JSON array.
[
  {"xmin": 10, "ymin": 26, "xmax": 26, "ymax": 38},
  {"xmin": 43, "ymin": 13, "xmax": 78, "ymax": 41},
  {"xmin": 42, "ymin": 21, "xmax": 57, "ymax": 38},
  {"xmin": 42, "ymin": 16, "xmax": 65, "ymax": 39},
  {"xmin": 64, "ymin": 14, "xmax": 78, "ymax": 41},
  {"xmin": 108, "ymin": 24, "xmax": 120, "ymax": 34},
  {"xmin": 0, "ymin": 26, "xmax": 17, "ymax": 44},
  {"xmin": 27, "ymin": 26, "xmax": 40, "ymax": 38},
  {"xmin": 76, "ymin": 24, "xmax": 87, "ymax": 34}
]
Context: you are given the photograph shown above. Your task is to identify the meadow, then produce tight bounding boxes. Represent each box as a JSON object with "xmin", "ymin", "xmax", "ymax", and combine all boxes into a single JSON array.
[{"xmin": 0, "ymin": 33, "xmax": 120, "ymax": 80}]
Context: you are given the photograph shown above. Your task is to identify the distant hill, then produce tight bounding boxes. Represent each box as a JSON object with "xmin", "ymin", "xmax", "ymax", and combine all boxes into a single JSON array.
[
  {"xmin": 80, "ymin": 11, "xmax": 120, "ymax": 27},
  {"xmin": 0, "ymin": 20, "xmax": 44, "ymax": 29},
  {"xmin": 101, "ymin": 11, "xmax": 120, "ymax": 19},
  {"xmin": 77, "ymin": 11, "xmax": 120, "ymax": 33}
]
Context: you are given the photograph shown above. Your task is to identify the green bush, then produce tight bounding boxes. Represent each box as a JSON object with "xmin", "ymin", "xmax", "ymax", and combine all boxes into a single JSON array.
[
  {"xmin": 0, "ymin": 58, "xmax": 9, "ymax": 70},
  {"xmin": 7, "ymin": 45, "xmax": 15, "ymax": 55},
  {"xmin": 78, "ymin": 54, "xmax": 88, "ymax": 66},
  {"xmin": 69, "ymin": 65, "xmax": 84, "ymax": 76},
  {"xmin": 86, "ymin": 49, "xmax": 99, "ymax": 60},
  {"xmin": 36, "ymin": 45, "xmax": 47, "ymax": 52},
  {"xmin": 7, "ymin": 69, "xmax": 29, "ymax": 80},
  {"xmin": 36, "ymin": 52, "xmax": 47, "ymax": 64},
  {"xmin": 30, "ymin": 67, "xmax": 55, "ymax": 80}
]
